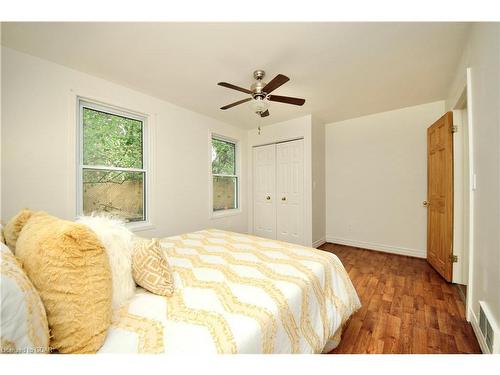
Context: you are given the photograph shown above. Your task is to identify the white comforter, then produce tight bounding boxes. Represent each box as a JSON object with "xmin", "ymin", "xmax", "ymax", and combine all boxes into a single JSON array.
[{"xmin": 99, "ymin": 229, "xmax": 360, "ymax": 354}]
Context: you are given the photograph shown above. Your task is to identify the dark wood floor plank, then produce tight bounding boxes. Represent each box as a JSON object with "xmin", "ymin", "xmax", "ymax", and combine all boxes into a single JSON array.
[{"xmin": 320, "ymin": 243, "xmax": 481, "ymax": 354}]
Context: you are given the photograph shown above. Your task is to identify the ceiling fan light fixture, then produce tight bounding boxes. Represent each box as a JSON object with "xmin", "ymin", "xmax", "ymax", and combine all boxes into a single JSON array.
[{"xmin": 249, "ymin": 98, "xmax": 269, "ymax": 114}]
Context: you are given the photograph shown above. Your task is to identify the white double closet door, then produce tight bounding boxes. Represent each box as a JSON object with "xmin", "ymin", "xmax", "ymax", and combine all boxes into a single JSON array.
[{"xmin": 253, "ymin": 139, "xmax": 304, "ymax": 245}]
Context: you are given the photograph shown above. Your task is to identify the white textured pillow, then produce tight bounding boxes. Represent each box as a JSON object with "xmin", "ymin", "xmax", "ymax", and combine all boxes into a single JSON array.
[
  {"xmin": 1, "ymin": 242, "xmax": 50, "ymax": 354},
  {"xmin": 77, "ymin": 215, "xmax": 135, "ymax": 309}
]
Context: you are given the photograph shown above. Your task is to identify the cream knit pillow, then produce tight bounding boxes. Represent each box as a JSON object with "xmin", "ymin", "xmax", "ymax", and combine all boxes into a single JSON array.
[{"xmin": 0, "ymin": 243, "xmax": 50, "ymax": 354}]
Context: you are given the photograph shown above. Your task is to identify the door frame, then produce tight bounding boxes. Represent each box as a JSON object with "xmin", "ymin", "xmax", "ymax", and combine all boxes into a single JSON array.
[{"xmin": 451, "ymin": 68, "xmax": 475, "ymax": 322}]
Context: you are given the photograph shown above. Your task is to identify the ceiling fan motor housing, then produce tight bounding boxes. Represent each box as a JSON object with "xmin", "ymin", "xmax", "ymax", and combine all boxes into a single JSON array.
[
  {"xmin": 251, "ymin": 69, "xmax": 267, "ymax": 99},
  {"xmin": 253, "ymin": 69, "xmax": 266, "ymax": 80}
]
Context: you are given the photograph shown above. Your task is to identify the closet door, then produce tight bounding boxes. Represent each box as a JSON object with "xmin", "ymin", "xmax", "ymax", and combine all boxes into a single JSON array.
[
  {"xmin": 253, "ymin": 144, "xmax": 276, "ymax": 239},
  {"xmin": 276, "ymin": 139, "xmax": 304, "ymax": 245}
]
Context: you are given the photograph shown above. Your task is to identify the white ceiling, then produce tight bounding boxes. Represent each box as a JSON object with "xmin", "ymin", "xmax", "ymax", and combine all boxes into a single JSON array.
[{"xmin": 1, "ymin": 22, "xmax": 470, "ymax": 129}]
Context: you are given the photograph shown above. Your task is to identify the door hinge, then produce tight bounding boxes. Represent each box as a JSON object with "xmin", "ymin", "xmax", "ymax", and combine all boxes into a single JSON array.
[
  {"xmin": 451, "ymin": 254, "xmax": 458, "ymax": 263},
  {"xmin": 452, "ymin": 125, "xmax": 458, "ymax": 133}
]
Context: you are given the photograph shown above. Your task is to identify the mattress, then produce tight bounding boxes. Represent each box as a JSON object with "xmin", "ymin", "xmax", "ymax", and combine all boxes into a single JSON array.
[{"xmin": 98, "ymin": 229, "xmax": 361, "ymax": 354}]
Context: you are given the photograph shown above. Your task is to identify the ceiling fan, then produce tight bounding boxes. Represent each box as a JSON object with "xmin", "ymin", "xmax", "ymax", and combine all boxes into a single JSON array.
[{"xmin": 217, "ymin": 70, "xmax": 306, "ymax": 118}]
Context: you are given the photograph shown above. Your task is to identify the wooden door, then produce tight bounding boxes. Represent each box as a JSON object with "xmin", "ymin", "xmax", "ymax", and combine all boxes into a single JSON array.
[
  {"xmin": 276, "ymin": 139, "xmax": 304, "ymax": 245},
  {"xmin": 253, "ymin": 144, "xmax": 276, "ymax": 239},
  {"xmin": 427, "ymin": 112, "xmax": 454, "ymax": 282}
]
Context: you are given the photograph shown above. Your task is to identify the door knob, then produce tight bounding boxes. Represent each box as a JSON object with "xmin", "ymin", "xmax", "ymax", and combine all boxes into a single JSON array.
[
  {"xmin": 266, "ymin": 196, "xmax": 271, "ymax": 201},
  {"xmin": 281, "ymin": 197, "xmax": 287, "ymax": 201},
  {"xmin": 423, "ymin": 200, "xmax": 430, "ymax": 207}
]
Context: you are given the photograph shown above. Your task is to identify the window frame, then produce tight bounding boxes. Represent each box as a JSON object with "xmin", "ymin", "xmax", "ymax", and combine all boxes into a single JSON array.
[
  {"xmin": 209, "ymin": 133, "xmax": 241, "ymax": 218},
  {"xmin": 77, "ymin": 98, "xmax": 150, "ymax": 228}
]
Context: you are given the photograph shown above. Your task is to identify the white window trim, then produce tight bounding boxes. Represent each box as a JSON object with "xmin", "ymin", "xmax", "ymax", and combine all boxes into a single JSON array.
[
  {"xmin": 76, "ymin": 98, "xmax": 152, "ymax": 230},
  {"xmin": 209, "ymin": 132, "xmax": 242, "ymax": 219}
]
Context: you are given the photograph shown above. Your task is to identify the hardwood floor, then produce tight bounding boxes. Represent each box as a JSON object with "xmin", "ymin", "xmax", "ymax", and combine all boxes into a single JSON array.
[{"xmin": 319, "ymin": 243, "xmax": 481, "ymax": 354}]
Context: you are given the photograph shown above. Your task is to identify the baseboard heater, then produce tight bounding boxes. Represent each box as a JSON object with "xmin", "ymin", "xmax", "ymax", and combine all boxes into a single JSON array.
[{"xmin": 478, "ymin": 301, "xmax": 500, "ymax": 353}]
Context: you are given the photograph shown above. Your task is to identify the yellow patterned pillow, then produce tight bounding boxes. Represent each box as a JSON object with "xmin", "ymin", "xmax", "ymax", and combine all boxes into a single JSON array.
[
  {"xmin": 15, "ymin": 212, "xmax": 112, "ymax": 353},
  {"xmin": 132, "ymin": 238, "xmax": 173, "ymax": 296},
  {"xmin": 1, "ymin": 243, "xmax": 50, "ymax": 354}
]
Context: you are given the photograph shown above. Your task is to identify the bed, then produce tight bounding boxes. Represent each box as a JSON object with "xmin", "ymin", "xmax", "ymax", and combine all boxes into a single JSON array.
[{"xmin": 98, "ymin": 229, "xmax": 361, "ymax": 354}]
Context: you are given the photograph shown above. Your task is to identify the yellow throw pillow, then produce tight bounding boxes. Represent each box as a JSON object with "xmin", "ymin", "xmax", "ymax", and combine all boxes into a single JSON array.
[
  {"xmin": 15, "ymin": 212, "xmax": 112, "ymax": 353},
  {"xmin": 132, "ymin": 238, "xmax": 174, "ymax": 296},
  {"xmin": 3, "ymin": 209, "xmax": 34, "ymax": 252}
]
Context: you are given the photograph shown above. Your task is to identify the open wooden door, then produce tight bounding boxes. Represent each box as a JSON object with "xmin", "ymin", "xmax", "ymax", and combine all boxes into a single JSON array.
[{"xmin": 426, "ymin": 112, "xmax": 454, "ymax": 282}]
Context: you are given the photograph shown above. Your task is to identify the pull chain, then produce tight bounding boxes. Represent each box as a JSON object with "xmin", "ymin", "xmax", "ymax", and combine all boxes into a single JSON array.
[{"xmin": 258, "ymin": 114, "xmax": 262, "ymax": 135}]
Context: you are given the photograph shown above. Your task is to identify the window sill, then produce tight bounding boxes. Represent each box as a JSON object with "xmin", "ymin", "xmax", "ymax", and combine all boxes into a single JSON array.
[
  {"xmin": 210, "ymin": 209, "xmax": 242, "ymax": 219},
  {"xmin": 126, "ymin": 221, "xmax": 155, "ymax": 233}
]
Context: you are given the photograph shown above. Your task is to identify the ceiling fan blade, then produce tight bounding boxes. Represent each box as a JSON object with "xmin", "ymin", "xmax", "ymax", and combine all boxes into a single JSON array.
[
  {"xmin": 260, "ymin": 109, "xmax": 270, "ymax": 117},
  {"xmin": 262, "ymin": 74, "xmax": 289, "ymax": 94},
  {"xmin": 220, "ymin": 97, "xmax": 252, "ymax": 110},
  {"xmin": 268, "ymin": 95, "xmax": 305, "ymax": 106},
  {"xmin": 217, "ymin": 82, "xmax": 252, "ymax": 95}
]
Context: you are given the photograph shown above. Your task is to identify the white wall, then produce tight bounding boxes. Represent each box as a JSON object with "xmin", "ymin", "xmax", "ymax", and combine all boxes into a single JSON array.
[
  {"xmin": 247, "ymin": 115, "xmax": 313, "ymax": 246},
  {"xmin": 325, "ymin": 101, "xmax": 445, "ymax": 258},
  {"xmin": 446, "ymin": 23, "xmax": 500, "ymax": 350},
  {"xmin": 1, "ymin": 47, "xmax": 248, "ymax": 237},
  {"xmin": 311, "ymin": 116, "xmax": 326, "ymax": 247}
]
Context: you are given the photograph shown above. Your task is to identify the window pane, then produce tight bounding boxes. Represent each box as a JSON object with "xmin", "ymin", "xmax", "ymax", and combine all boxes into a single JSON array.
[
  {"xmin": 83, "ymin": 169, "xmax": 145, "ymax": 222},
  {"xmin": 212, "ymin": 138, "xmax": 235, "ymax": 175},
  {"xmin": 213, "ymin": 176, "xmax": 237, "ymax": 211},
  {"xmin": 83, "ymin": 107, "xmax": 143, "ymax": 169}
]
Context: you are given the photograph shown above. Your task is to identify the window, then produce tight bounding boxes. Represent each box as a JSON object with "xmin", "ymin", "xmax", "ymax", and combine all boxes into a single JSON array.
[
  {"xmin": 211, "ymin": 136, "xmax": 239, "ymax": 213},
  {"xmin": 78, "ymin": 100, "xmax": 147, "ymax": 223}
]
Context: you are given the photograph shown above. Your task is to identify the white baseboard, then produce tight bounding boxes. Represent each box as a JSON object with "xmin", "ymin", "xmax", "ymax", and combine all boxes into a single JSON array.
[
  {"xmin": 469, "ymin": 307, "xmax": 487, "ymax": 353},
  {"xmin": 312, "ymin": 237, "xmax": 326, "ymax": 248},
  {"xmin": 325, "ymin": 236, "xmax": 426, "ymax": 258}
]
